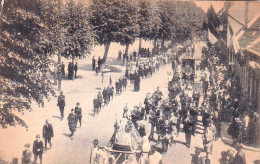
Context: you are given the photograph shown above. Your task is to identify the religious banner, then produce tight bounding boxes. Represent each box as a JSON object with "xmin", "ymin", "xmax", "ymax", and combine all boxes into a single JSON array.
[{"xmin": 182, "ymin": 59, "xmax": 195, "ymax": 81}]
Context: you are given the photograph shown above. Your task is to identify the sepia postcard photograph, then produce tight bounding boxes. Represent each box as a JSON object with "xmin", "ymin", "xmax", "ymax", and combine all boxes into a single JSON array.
[{"xmin": 0, "ymin": 0, "xmax": 259, "ymax": 164}]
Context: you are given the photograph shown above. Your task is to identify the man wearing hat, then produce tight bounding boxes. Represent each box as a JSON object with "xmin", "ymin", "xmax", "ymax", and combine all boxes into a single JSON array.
[
  {"xmin": 67, "ymin": 109, "xmax": 77, "ymax": 139},
  {"xmin": 183, "ymin": 112, "xmax": 193, "ymax": 148},
  {"xmin": 75, "ymin": 102, "xmax": 82, "ymax": 127},
  {"xmin": 153, "ymin": 87, "xmax": 163, "ymax": 106},
  {"xmin": 57, "ymin": 91, "xmax": 65, "ymax": 119},
  {"xmin": 42, "ymin": 119, "xmax": 54, "ymax": 149},
  {"xmin": 22, "ymin": 144, "xmax": 32, "ymax": 164},
  {"xmin": 92, "ymin": 56, "xmax": 96, "ymax": 71},
  {"xmin": 97, "ymin": 91, "xmax": 103, "ymax": 112}
]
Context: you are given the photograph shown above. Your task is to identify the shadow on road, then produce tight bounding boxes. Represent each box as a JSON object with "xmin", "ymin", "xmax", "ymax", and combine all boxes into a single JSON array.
[
  {"xmin": 63, "ymin": 133, "xmax": 71, "ymax": 138},
  {"xmin": 172, "ymin": 139, "xmax": 186, "ymax": 146},
  {"xmin": 52, "ymin": 115, "xmax": 61, "ymax": 120}
]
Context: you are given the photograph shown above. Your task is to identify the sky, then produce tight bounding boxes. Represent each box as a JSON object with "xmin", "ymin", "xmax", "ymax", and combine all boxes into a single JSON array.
[
  {"xmin": 194, "ymin": 1, "xmax": 225, "ymax": 12},
  {"xmin": 72, "ymin": 0, "xmax": 225, "ymax": 13}
]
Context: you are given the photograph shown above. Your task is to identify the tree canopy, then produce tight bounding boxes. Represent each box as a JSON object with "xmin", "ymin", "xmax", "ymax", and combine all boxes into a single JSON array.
[
  {"xmin": 61, "ymin": 0, "xmax": 95, "ymax": 62},
  {"xmin": 138, "ymin": 0, "xmax": 153, "ymax": 40},
  {"xmin": 0, "ymin": 0, "xmax": 55, "ymax": 128},
  {"xmin": 0, "ymin": 0, "xmax": 205, "ymax": 128},
  {"xmin": 89, "ymin": 0, "xmax": 139, "ymax": 61}
]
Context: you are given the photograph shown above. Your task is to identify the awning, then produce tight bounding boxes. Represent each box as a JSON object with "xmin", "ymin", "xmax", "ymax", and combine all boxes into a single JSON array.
[{"xmin": 248, "ymin": 61, "xmax": 260, "ymax": 73}]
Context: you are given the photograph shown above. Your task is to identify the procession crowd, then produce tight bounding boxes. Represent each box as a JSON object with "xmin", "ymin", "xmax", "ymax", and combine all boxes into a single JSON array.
[
  {"xmin": 89, "ymin": 42, "xmax": 259, "ymax": 164},
  {"xmin": 18, "ymin": 41, "xmax": 259, "ymax": 164}
]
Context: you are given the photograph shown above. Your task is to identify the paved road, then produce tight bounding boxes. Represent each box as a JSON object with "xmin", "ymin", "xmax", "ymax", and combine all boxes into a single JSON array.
[{"xmin": 1, "ymin": 42, "xmax": 259, "ymax": 164}]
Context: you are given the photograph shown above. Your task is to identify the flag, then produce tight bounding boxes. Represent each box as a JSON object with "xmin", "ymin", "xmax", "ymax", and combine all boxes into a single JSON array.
[
  {"xmin": 1, "ymin": 0, "xmax": 4, "ymax": 8},
  {"xmin": 208, "ymin": 28, "xmax": 218, "ymax": 44},
  {"xmin": 202, "ymin": 15, "xmax": 208, "ymax": 31},
  {"xmin": 232, "ymin": 34, "xmax": 240, "ymax": 54},
  {"xmin": 227, "ymin": 25, "xmax": 231, "ymax": 47},
  {"xmin": 207, "ymin": 5, "xmax": 220, "ymax": 37}
]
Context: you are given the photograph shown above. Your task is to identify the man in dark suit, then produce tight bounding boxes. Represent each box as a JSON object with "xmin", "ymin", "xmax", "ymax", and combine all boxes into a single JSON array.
[
  {"xmin": 68, "ymin": 109, "xmax": 77, "ymax": 139},
  {"xmin": 57, "ymin": 91, "xmax": 65, "ymax": 119},
  {"xmin": 133, "ymin": 50, "xmax": 137, "ymax": 61},
  {"xmin": 183, "ymin": 112, "xmax": 193, "ymax": 148},
  {"xmin": 61, "ymin": 62, "xmax": 65, "ymax": 76},
  {"xmin": 92, "ymin": 56, "xmax": 96, "ymax": 71},
  {"xmin": 74, "ymin": 62, "xmax": 78, "ymax": 78},
  {"xmin": 42, "ymin": 119, "xmax": 54, "ymax": 149},
  {"xmin": 97, "ymin": 91, "xmax": 103, "ymax": 111},
  {"xmin": 75, "ymin": 102, "xmax": 82, "ymax": 127},
  {"xmin": 153, "ymin": 87, "xmax": 163, "ymax": 106},
  {"xmin": 33, "ymin": 135, "xmax": 43, "ymax": 164}
]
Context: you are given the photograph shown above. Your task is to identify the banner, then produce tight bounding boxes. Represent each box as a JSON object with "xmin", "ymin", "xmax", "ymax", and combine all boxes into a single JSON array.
[
  {"xmin": 208, "ymin": 28, "xmax": 218, "ymax": 44},
  {"xmin": 182, "ymin": 59, "xmax": 195, "ymax": 81}
]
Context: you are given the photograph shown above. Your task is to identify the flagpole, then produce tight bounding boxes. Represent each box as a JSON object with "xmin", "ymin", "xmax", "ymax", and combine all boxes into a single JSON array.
[
  {"xmin": 0, "ymin": 0, "xmax": 4, "ymax": 40},
  {"xmin": 228, "ymin": 47, "xmax": 231, "ymax": 64}
]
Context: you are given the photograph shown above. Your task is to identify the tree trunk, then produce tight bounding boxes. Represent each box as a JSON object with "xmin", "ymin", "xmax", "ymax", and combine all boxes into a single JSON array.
[
  {"xmin": 125, "ymin": 43, "xmax": 129, "ymax": 55},
  {"xmin": 161, "ymin": 39, "xmax": 165, "ymax": 50},
  {"xmin": 153, "ymin": 39, "xmax": 157, "ymax": 56},
  {"xmin": 138, "ymin": 38, "xmax": 142, "ymax": 55},
  {"xmin": 124, "ymin": 43, "xmax": 129, "ymax": 66},
  {"xmin": 103, "ymin": 42, "xmax": 111, "ymax": 64},
  {"xmin": 58, "ymin": 54, "xmax": 61, "ymax": 91}
]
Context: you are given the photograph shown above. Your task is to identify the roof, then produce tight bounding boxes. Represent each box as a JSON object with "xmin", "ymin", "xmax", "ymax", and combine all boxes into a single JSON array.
[
  {"xmin": 228, "ymin": 2, "xmax": 260, "ymax": 35},
  {"xmin": 238, "ymin": 17, "xmax": 260, "ymax": 49},
  {"xmin": 249, "ymin": 40, "xmax": 260, "ymax": 53},
  {"xmin": 245, "ymin": 47, "xmax": 260, "ymax": 58},
  {"xmin": 226, "ymin": 2, "xmax": 260, "ymax": 56}
]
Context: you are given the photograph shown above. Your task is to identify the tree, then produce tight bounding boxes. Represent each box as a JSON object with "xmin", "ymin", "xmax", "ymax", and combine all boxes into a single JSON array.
[
  {"xmin": 137, "ymin": 0, "xmax": 153, "ymax": 53},
  {"xmin": 89, "ymin": 0, "xmax": 120, "ymax": 63},
  {"xmin": 173, "ymin": 2, "xmax": 204, "ymax": 41},
  {"xmin": 157, "ymin": 1, "xmax": 204, "ymax": 49},
  {"xmin": 61, "ymin": 0, "xmax": 95, "ymax": 78},
  {"xmin": 157, "ymin": 0, "xmax": 177, "ymax": 49},
  {"xmin": 150, "ymin": 2, "xmax": 162, "ymax": 55},
  {"xmin": 41, "ymin": 0, "xmax": 63, "ymax": 90},
  {"xmin": 0, "ymin": 0, "xmax": 55, "ymax": 128},
  {"xmin": 89, "ymin": 0, "xmax": 139, "ymax": 63},
  {"xmin": 118, "ymin": 0, "xmax": 139, "ymax": 58}
]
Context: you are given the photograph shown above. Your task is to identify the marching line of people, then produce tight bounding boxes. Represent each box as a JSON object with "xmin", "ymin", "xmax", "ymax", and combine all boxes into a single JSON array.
[{"xmin": 92, "ymin": 55, "xmax": 167, "ymax": 116}]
